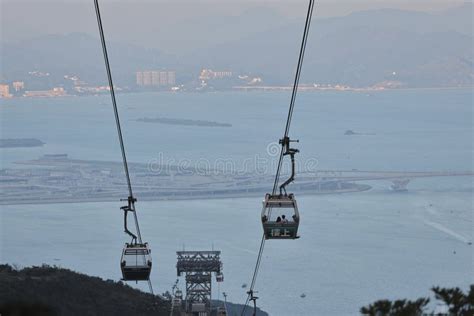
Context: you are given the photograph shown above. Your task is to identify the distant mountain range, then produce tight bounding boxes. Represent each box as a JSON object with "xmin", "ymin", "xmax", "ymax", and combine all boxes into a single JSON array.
[
  {"xmin": 1, "ymin": 33, "xmax": 176, "ymax": 88},
  {"xmin": 194, "ymin": 4, "xmax": 473, "ymax": 87},
  {"xmin": 1, "ymin": 4, "xmax": 472, "ymax": 88}
]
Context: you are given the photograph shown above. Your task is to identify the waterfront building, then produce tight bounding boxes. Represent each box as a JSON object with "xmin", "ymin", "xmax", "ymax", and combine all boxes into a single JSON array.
[
  {"xmin": 12, "ymin": 81, "xmax": 25, "ymax": 92},
  {"xmin": 142, "ymin": 71, "xmax": 152, "ymax": 86},
  {"xmin": 168, "ymin": 71, "xmax": 176, "ymax": 85},
  {"xmin": 136, "ymin": 70, "xmax": 176, "ymax": 87},
  {"xmin": 151, "ymin": 71, "xmax": 160, "ymax": 85},
  {"xmin": 0, "ymin": 84, "xmax": 12, "ymax": 98},
  {"xmin": 24, "ymin": 87, "xmax": 66, "ymax": 97},
  {"xmin": 199, "ymin": 69, "xmax": 233, "ymax": 80}
]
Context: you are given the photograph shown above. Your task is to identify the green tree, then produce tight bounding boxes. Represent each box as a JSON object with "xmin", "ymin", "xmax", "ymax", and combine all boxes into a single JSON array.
[
  {"xmin": 361, "ymin": 285, "xmax": 474, "ymax": 315},
  {"xmin": 360, "ymin": 298, "xmax": 429, "ymax": 316},
  {"xmin": 432, "ymin": 285, "xmax": 474, "ymax": 316}
]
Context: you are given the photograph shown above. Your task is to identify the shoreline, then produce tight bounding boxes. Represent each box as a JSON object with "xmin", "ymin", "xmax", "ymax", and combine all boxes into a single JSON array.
[
  {"xmin": 0, "ymin": 86, "xmax": 472, "ymax": 100},
  {"xmin": 3, "ymin": 155, "xmax": 471, "ymax": 207},
  {"xmin": 0, "ymin": 185, "xmax": 371, "ymax": 206}
]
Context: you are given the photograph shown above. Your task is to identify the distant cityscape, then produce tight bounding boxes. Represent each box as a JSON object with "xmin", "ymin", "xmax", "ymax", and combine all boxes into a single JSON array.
[
  {"xmin": 0, "ymin": 68, "xmax": 260, "ymax": 98},
  {"xmin": 0, "ymin": 66, "xmax": 397, "ymax": 99},
  {"xmin": 1, "ymin": 3, "xmax": 471, "ymax": 100}
]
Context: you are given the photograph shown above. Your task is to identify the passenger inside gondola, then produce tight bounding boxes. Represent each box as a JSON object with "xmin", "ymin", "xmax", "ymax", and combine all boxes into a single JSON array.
[{"xmin": 261, "ymin": 193, "xmax": 300, "ymax": 239}]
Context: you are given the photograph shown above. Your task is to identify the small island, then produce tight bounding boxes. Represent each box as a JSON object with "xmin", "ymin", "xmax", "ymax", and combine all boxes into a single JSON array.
[
  {"xmin": 0, "ymin": 138, "xmax": 45, "ymax": 148},
  {"xmin": 137, "ymin": 117, "xmax": 232, "ymax": 127}
]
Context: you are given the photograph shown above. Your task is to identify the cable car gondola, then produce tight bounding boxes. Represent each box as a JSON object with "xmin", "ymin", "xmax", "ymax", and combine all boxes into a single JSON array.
[
  {"xmin": 119, "ymin": 200, "xmax": 152, "ymax": 281},
  {"xmin": 261, "ymin": 193, "xmax": 300, "ymax": 239},
  {"xmin": 121, "ymin": 242, "xmax": 152, "ymax": 281},
  {"xmin": 261, "ymin": 136, "xmax": 300, "ymax": 240}
]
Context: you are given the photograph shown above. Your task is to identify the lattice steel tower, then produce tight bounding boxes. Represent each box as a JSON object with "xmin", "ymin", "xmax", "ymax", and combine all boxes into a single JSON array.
[{"xmin": 176, "ymin": 250, "xmax": 223, "ymax": 315}]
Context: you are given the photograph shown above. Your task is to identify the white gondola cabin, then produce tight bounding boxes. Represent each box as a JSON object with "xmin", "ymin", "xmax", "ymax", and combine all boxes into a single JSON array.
[
  {"xmin": 261, "ymin": 193, "xmax": 300, "ymax": 239},
  {"xmin": 120, "ymin": 242, "xmax": 152, "ymax": 281}
]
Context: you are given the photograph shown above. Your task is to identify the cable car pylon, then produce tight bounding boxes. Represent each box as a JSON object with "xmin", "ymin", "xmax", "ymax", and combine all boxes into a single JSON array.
[
  {"xmin": 241, "ymin": 0, "xmax": 315, "ymax": 314},
  {"xmin": 93, "ymin": 0, "xmax": 153, "ymax": 294}
]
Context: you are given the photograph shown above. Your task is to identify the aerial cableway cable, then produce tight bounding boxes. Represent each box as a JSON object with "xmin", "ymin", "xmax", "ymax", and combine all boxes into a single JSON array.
[
  {"xmin": 93, "ymin": 0, "xmax": 153, "ymax": 294},
  {"xmin": 241, "ymin": 0, "xmax": 315, "ymax": 315}
]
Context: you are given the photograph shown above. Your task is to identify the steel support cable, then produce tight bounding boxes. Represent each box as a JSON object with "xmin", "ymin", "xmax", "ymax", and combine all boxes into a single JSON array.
[
  {"xmin": 94, "ymin": 0, "xmax": 133, "ymax": 201},
  {"xmin": 284, "ymin": 0, "xmax": 314, "ymax": 138},
  {"xmin": 241, "ymin": 1, "xmax": 315, "ymax": 315},
  {"xmin": 93, "ymin": 0, "xmax": 153, "ymax": 295},
  {"xmin": 273, "ymin": 0, "xmax": 315, "ymax": 194}
]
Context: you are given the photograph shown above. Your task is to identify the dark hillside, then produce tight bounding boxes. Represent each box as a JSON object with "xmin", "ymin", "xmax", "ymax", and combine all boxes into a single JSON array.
[
  {"xmin": 0, "ymin": 264, "xmax": 269, "ymax": 316},
  {"xmin": 0, "ymin": 264, "xmax": 169, "ymax": 316}
]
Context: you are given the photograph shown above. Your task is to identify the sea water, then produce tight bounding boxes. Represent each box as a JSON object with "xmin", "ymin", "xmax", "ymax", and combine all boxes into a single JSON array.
[{"xmin": 0, "ymin": 90, "xmax": 472, "ymax": 315}]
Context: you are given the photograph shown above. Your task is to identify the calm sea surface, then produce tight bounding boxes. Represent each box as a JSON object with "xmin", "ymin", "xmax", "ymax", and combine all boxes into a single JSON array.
[{"xmin": 0, "ymin": 90, "xmax": 473, "ymax": 315}]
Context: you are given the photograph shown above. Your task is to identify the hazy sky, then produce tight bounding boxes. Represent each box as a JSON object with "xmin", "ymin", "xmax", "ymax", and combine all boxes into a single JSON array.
[{"xmin": 0, "ymin": 0, "xmax": 468, "ymax": 53}]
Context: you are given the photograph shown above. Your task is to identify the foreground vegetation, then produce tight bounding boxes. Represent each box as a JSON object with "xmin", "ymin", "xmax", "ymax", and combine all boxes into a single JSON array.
[
  {"xmin": 360, "ymin": 285, "xmax": 474, "ymax": 316},
  {"xmin": 0, "ymin": 264, "xmax": 169, "ymax": 315}
]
